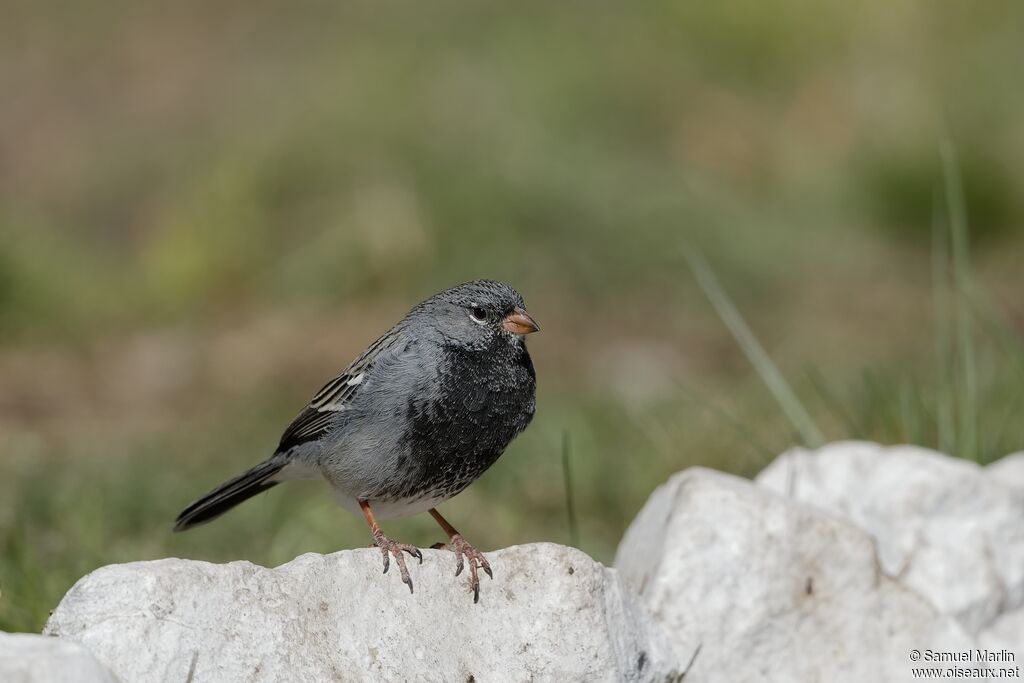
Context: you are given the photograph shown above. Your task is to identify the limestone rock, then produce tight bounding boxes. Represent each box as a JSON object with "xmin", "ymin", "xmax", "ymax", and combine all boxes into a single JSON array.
[
  {"xmin": 756, "ymin": 441, "xmax": 1024, "ymax": 635},
  {"xmin": 988, "ymin": 451, "xmax": 1024, "ymax": 492},
  {"xmin": 44, "ymin": 543, "xmax": 680, "ymax": 683},
  {"xmin": 980, "ymin": 608, "xmax": 1024, "ymax": 653},
  {"xmin": 0, "ymin": 632, "xmax": 118, "ymax": 683},
  {"xmin": 615, "ymin": 467, "xmax": 973, "ymax": 682}
]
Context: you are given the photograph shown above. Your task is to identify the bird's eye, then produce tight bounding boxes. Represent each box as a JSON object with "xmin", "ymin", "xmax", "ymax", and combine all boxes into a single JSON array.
[{"xmin": 470, "ymin": 307, "xmax": 487, "ymax": 323}]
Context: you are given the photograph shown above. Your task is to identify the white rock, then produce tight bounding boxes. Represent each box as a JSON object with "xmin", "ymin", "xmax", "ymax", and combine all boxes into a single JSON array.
[
  {"xmin": 988, "ymin": 452, "xmax": 1024, "ymax": 492},
  {"xmin": 44, "ymin": 543, "xmax": 680, "ymax": 683},
  {"xmin": 0, "ymin": 633, "xmax": 118, "ymax": 683},
  {"xmin": 615, "ymin": 467, "xmax": 974, "ymax": 683},
  {"xmin": 756, "ymin": 441, "xmax": 1024, "ymax": 635},
  {"xmin": 980, "ymin": 608, "xmax": 1024, "ymax": 653}
]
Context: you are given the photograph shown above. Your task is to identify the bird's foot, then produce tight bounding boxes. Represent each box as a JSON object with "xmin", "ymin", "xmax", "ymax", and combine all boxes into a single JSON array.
[
  {"xmin": 431, "ymin": 534, "xmax": 493, "ymax": 603},
  {"xmin": 372, "ymin": 532, "xmax": 422, "ymax": 593}
]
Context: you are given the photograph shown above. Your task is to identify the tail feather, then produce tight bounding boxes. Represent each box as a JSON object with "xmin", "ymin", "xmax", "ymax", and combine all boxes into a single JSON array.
[{"xmin": 173, "ymin": 458, "xmax": 285, "ymax": 532}]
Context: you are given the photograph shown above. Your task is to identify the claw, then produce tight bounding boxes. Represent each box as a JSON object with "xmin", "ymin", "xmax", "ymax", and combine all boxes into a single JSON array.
[
  {"xmin": 372, "ymin": 533, "xmax": 421, "ymax": 593},
  {"xmin": 434, "ymin": 534, "xmax": 492, "ymax": 603}
]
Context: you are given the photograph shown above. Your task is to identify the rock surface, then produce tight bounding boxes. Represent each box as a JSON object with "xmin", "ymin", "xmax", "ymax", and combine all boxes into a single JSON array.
[
  {"xmin": 756, "ymin": 441, "xmax": 1024, "ymax": 636},
  {"xmin": 44, "ymin": 543, "xmax": 680, "ymax": 683},
  {"xmin": 615, "ymin": 467, "xmax": 975, "ymax": 683},
  {"xmin": 0, "ymin": 633, "xmax": 118, "ymax": 683},
  {"xmin": 988, "ymin": 451, "xmax": 1024, "ymax": 491}
]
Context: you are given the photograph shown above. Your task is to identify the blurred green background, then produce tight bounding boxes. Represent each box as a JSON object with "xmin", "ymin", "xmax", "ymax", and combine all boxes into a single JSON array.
[{"xmin": 2, "ymin": 1, "xmax": 1023, "ymax": 631}]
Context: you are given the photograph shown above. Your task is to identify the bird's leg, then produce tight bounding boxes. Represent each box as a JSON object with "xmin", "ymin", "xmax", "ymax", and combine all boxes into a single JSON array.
[
  {"xmin": 428, "ymin": 508, "xmax": 492, "ymax": 603},
  {"xmin": 359, "ymin": 499, "xmax": 422, "ymax": 593}
]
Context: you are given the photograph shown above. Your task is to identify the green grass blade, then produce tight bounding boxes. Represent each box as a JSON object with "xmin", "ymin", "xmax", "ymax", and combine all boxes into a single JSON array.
[
  {"xmin": 560, "ymin": 430, "xmax": 580, "ymax": 549},
  {"xmin": 931, "ymin": 192, "xmax": 955, "ymax": 455},
  {"xmin": 899, "ymin": 378, "xmax": 923, "ymax": 445},
  {"xmin": 941, "ymin": 138, "xmax": 977, "ymax": 460},
  {"xmin": 685, "ymin": 250, "xmax": 825, "ymax": 448}
]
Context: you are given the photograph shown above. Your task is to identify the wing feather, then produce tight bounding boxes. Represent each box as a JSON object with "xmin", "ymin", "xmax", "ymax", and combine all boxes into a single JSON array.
[{"xmin": 276, "ymin": 326, "xmax": 406, "ymax": 453}]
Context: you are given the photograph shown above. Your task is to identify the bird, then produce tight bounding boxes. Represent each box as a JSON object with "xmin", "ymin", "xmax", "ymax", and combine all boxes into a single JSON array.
[{"xmin": 173, "ymin": 279, "xmax": 539, "ymax": 602}]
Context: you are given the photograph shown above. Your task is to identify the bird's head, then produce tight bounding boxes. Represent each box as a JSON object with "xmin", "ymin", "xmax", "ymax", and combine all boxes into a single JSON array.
[{"xmin": 412, "ymin": 279, "xmax": 540, "ymax": 351}]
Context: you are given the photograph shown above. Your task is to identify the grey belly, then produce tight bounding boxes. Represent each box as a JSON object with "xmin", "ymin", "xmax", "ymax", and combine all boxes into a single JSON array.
[{"xmin": 309, "ymin": 375, "xmax": 533, "ymax": 515}]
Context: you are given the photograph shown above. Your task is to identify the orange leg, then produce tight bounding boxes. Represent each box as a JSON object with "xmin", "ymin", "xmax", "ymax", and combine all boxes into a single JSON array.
[
  {"xmin": 359, "ymin": 499, "xmax": 422, "ymax": 593},
  {"xmin": 429, "ymin": 508, "xmax": 493, "ymax": 603}
]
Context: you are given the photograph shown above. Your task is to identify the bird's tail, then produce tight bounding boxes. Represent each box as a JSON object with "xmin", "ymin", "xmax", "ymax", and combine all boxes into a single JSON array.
[{"xmin": 173, "ymin": 457, "xmax": 286, "ymax": 532}]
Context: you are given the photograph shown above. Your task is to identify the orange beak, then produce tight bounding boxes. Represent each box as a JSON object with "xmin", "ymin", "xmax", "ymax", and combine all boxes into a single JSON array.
[{"xmin": 502, "ymin": 307, "xmax": 540, "ymax": 335}]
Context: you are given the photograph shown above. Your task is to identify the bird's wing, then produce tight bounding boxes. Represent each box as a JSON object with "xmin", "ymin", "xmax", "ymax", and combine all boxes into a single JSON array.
[{"xmin": 275, "ymin": 326, "xmax": 407, "ymax": 453}]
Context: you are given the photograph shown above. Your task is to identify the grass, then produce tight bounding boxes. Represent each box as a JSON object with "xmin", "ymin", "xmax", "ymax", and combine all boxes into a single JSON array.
[
  {"xmin": 686, "ymin": 248, "xmax": 825, "ymax": 449},
  {"xmin": 560, "ymin": 431, "xmax": 580, "ymax": 550},
  {"xmin": 933, "ymin": 192, "xmax": 956, "ymax": 455},
  {"xmin": 942, "ymin": 138, "xmax": 979, "ymax": 460},
  {"xmin": 688, "ymin": 140, "xmax": 1024, "ymax": 465}
]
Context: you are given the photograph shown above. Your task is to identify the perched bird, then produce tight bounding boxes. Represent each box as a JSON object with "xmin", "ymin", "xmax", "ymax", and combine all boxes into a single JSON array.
[{"xmin": 174, "ymin": 280, "xmax": 539, "ymax": 602}]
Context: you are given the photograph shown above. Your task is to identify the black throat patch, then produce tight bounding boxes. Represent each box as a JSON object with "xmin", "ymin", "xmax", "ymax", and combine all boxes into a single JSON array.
[{"xmin": 394, "ymin": 337, "xmax": 537, "ymax": 501}]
